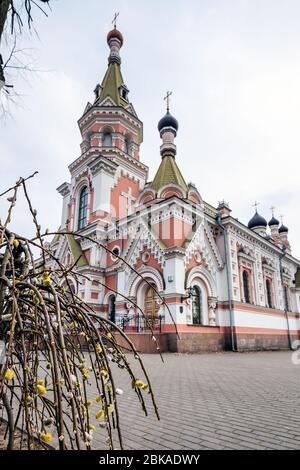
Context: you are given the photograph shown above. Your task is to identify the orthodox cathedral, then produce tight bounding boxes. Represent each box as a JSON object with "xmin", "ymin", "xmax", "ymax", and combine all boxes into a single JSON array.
[{"xmin": 47, "ymin": 25, "xmax": 300, "ymax": 352}]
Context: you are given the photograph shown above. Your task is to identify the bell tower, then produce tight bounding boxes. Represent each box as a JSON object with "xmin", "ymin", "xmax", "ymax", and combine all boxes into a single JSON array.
[{"xmin": 61, "ymin": 23, "xmax": 148, "ymax": 236}]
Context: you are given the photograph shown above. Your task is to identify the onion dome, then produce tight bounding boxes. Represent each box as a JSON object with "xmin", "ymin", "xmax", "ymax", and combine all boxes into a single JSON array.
[
  {"xmin": 279, "ymin": 224, "xmax": 288, "ymax": 233},
  {"xmin": 248, "ymin": 212, "xmax": 267, "ymax": 229},
  {"xmin": 268, "ymin": 216, "xmax": 280, "ymax": 227},
  {"xmin": 107, "ymin": 28, "xmax": 123, "ymax": 46},
  {"xmin": 158, "ymin": 111, "xmax": 179, "ymax": 133}
]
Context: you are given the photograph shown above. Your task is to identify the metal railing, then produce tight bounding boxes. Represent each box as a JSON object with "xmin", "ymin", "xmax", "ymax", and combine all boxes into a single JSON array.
[{"xmin": 117, "ymin": 314, "xmax": 163, "ymax": 333}]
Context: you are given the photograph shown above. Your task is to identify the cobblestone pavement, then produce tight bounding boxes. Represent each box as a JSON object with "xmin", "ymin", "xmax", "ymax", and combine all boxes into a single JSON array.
[{"xmin": 90, "ymin": 351, "xmax": 300, "ymax": 451}]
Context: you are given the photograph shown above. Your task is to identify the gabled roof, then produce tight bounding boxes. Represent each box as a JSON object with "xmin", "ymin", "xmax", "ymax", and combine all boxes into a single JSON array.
[
  {"xmin": 150, "ymin": 153, "xmax": 188, "ymax": 193},
  {"xmin": 67, "ymin": 234, "xmax": 88, "ymax": 268},
  {"xmin": 51, "ymin": 232, "xmax": 88, "ymax": 268}
]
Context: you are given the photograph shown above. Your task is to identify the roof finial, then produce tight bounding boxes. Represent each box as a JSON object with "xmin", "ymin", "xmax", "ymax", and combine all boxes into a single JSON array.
[
  {"xmin": 112, "ymin": 12, "xmax": 119, "ymax": 29},
  {"xmin": 280, "ymin": 214, "xmax": 284, "ymax": 224},
  {"xmin": 270, "ymin": 206, "xmax": 276, "ymax": 217},
  {"xmin": 252, "ymin": 201, "xmax": 260, "ymax": 213},
  {"xmin": 164, "ymin": 90, "xmax": 173, "ymax": 112}
]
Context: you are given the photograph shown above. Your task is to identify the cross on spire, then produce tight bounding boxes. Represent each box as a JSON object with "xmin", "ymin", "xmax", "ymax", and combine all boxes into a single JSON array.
[
  {"xmin": 280, "ymin": 214, "xmax": 285, "ymax": 225},
  {"xmin": 270, "ymin": 206, "xmax": 276, "ymax": 217},
  {"xmin": 112, "ymin": 12, "xmax": 119, "ymax": 29},
  {"xmin": 252, "ymin": 201, "xmax": 260, "ymax": 213},
  {"xmin": 164, "ymin": 90, "xmax": 173, "ymax": 112}
]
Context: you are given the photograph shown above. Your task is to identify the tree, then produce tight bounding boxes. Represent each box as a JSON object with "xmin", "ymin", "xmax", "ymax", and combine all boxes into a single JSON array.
[
  {"xmin": 0, "ymin": 0, "xmax": 50, "ymax": 112},
  {"xmin": 0, "ymin": 173, "xmax": 170, "ymax": 450}
]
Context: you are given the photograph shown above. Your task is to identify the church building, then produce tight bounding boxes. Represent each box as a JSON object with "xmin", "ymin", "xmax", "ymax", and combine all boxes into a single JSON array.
[{"xmin": 48, "ymin": 25, "xmax": 300, "ymax": 352}]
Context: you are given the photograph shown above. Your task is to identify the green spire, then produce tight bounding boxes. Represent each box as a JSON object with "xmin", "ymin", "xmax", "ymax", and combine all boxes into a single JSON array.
[
  {"xmin": 151, "ymin": 152, "xmax": 188, "ymax": 193},
  {"xmin": 99, "ymin": 62, "xmax": 128, "ymax": 108}
]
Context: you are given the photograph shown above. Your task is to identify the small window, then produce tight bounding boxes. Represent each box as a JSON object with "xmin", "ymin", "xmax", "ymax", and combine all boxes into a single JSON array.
[
  {"xmin": 111, "ymin": 246, "xmax": 121, "ymax": 262},
  {"xmin": 78, "ymin": 186, "xmax": 88, "ymax": 230},
  {"xmin": 103, "ymin": 132, "xmax": 112, "ymax": 147},
  {"xmin": 124, "ymin": 138, "xmax": 130, "ymax": 154},
  {"xmin": 243, "ymin": 270, "xmax": 251, "ymax": 304},
  {"xmin": 191, "ymin": 286, "xmax": 203, "ymax": 325}
]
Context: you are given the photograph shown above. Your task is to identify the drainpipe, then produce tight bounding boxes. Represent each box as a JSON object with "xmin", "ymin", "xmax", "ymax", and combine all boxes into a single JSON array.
[
  {"xmin": 279, "ymin": 247, "xmax": 293, "ymax": 350},
  {"xmin": 216, "ymin": 215, "xmax": 237, "ymax": 351}
]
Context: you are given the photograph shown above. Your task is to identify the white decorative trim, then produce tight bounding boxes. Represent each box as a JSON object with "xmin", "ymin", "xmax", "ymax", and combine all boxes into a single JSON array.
[
  {"xmin": 186, "ymin": 266, "xmax": 217, "ymax": 298},
  {"xmin": 125, "ymin": 266, "xmax": 164, "ymax": 298},
  {"xmin": 157, "ymin": 183, "xmax": 186, "ymax": 199}
]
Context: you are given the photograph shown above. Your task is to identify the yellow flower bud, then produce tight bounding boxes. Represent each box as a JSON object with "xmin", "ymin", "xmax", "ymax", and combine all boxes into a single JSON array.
[
  {"xmin": 41, "ymin": 432, "xmax": 53, "ymax": 443},
  {"xmin": 13, "ymin": 239, "xmax": 20, "ymax": 249},
  {"xmin": 95, "ymin": 410, "xmax": 105, "ymax": 420},
  {"xmin": 100, "ymin": 369, "xmax": 109, "ymax": 378},
  {"xmin": 37, "ymin": 385, "xmax": 47, "ymax": 396},
  {"xmin": 107, "ymin": 404, "xmax": 115, "ymax": 414},
  {"xmin": 132, "ymin": 379, "xmax": 144, "ymax": 388},
  {"xmin": 5, "ymin": 369, "xmax": 14, "ymax": 381}
]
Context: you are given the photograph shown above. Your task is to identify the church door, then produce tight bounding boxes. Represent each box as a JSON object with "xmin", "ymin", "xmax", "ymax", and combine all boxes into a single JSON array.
[{"xmin": 144, "ymin": 284, "xmax": 159, "ymax": 329}]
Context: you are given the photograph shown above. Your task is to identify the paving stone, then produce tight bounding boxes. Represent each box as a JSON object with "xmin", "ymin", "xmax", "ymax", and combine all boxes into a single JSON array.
[{"xmin": 85, "ymin": 351, "xmax": 300, "ymax": 450}]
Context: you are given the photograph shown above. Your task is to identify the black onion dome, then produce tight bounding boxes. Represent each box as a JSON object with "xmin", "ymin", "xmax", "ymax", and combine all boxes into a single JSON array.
[
  {"xmin": 158, "ymin": 111, "xmax": 179, "ymax": 133},
  {"xmin": 279, "ymin": 224, "xmax": 288, "ymax": 233},
  {"xmin": 248, "ymin": 212, "xmax": 267, "ymax": 229},
  {"xmin": 269, "ymin": 216, "xmax": 280, "ymax": 227}
]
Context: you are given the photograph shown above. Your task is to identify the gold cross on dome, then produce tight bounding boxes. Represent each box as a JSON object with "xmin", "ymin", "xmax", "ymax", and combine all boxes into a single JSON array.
[
  {"xmin": 252, "ymin": 201, "xmax": 260, "ymax": 212},
  {"xmin": 112, "ymin": 12, "xmax": 119, "ymax": 29},
  {"xmin": 164, "ymin": 90, "xmax": 173, "ymax": 112}
]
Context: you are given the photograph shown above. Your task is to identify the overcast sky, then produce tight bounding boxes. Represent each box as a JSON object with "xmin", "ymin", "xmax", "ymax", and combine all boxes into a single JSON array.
[{"xmin": 0, "ymin": 0, "xmax": 300, "ymax": 258}]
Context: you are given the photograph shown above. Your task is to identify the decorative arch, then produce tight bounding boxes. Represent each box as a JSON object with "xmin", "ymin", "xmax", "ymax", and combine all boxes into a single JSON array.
[
  {"xmin": 188, "ymin": 188, "xmax": 202, "ymax": 205},
  {"xmin": 185, "ymin": 266, "xmax": 217, "ymax": 298},
  {"xmin": 136, "ymin": 189, "xmax": 156, "ymax": 207},
  {"xmin": 158, "ymin": 183, "xmax": 186, "ymax": 200},
  {"xmin": 185, "ymin": 267, "xmax": 216, "ymax": 326},
  {"xmin": 125, "ymin": 266, "xmax": 165, "ymax": 299},
  {"xmin": 78, "ymin": 186, "xmax": 88, "ymax": 229},
  {"xmin": 102, "ymin": 126, "xmax": 114, "ymax": 147},
  {"xmin": 72, "ymin": 179, "xmax": 90, "ymax": 231},
  {"xmin": 60, "ymin": 277, "xmax": 77, "ymax": 295}
]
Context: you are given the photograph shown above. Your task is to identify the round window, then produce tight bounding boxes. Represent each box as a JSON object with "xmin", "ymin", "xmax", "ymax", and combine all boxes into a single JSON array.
[{"xmin": 111, "ymin": 246, "xmax": 121, "ymax": 262}]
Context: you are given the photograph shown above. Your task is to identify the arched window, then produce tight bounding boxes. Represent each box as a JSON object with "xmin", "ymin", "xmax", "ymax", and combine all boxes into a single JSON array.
[
  {"xmin": 191, "ymin": 286, "xmax": 203, "ymax": 325},
  {"xmin": 243, "ymin": 270, "xmax": 251, "ymax": 304},
  {"xmin": 78, "ymin": 186, "xmax": 88, "ymax": 230},
  {"xmin": 124, "ymin": 138, "xmax": 129, "ymax": 154},
  {"xmin": 103, "ymin": 132, "xmax": 112, "ymax": 147},
  {"xmin": 266, "ymin": 279, "xmax": 273, "ymax": 308}
]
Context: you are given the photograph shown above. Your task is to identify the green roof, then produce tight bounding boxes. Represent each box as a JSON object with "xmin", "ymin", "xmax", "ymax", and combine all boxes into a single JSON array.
[
  {"xmin": 151, "ymin": 153, "xmax": 188, "ymax": 193},
  {"xmin": 99, "ymin": 62, "xmax": 128, "ymax": 108},
  {"xmin": 67, "ymin": 234, "xmax": 88, "ymax": 268},
  {"xmin": 295, "ymin": 267, "xmax": 300, "ymax": 288}
]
